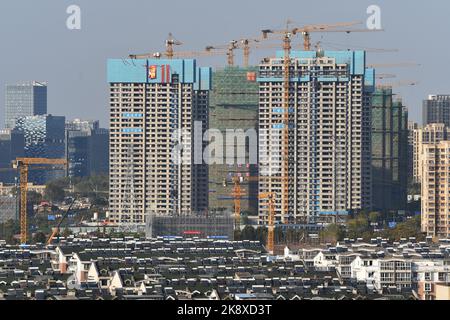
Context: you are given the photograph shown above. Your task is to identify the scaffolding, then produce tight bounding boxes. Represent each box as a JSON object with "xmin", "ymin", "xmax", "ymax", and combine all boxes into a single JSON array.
[{"xmin": 208, "ymin": 66, "xmax": 259, "ymax": 215}]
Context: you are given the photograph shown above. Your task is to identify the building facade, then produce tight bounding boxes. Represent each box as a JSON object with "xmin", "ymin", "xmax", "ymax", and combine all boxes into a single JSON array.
[
  {"xmin": 15, "ymin": 114, "xmax": 66, "ymax": 184},
  {"xmin": 408, "ymin": 121, "xmax": 418, "ymax": 186},
  {"xmin": 257, "ymin": 50, "xmax": 374, "ymax": 225},
  {"xmin": 5, "ymin": 81, "xmax": 47, "ymax": 129},
  {"xmin": 107, "ymin": 58, "xmax": 211, "ymax": 224},
  {"xmin": 413, "ymin": 123, "xmax": 450, "ymax": 184},
  {"xmin": 421, "ymin": 140, "xmax": 450, "ymax": 239},
  {"xmin": 0, "ymin": 129, "xmax": 25, "ymax": 184},
  {"xmin": 66, "ymin": 119, "xmax": 109, "ymax": 178},
  {"xmin": 371, "ymin": 87, "xmax": 408, "ymax": 212},
  {"xmin": 423, "ymin": 95, "xmax": 450, "ymax": 127},
  {"xmin": 208, "ymin": 66, "xmax": 259, "ymax": 215}
]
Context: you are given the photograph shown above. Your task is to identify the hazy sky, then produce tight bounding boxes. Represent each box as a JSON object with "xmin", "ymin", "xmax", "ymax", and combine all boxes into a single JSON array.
[{"xmin": 0, "ymin": 0, "xmax": 448, "ymax": 127}]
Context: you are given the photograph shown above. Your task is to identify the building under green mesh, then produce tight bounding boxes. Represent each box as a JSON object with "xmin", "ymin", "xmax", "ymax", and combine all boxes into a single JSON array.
[
  {"xmin": 208, "ymin": 66, "xmax": 259, "ymax": 215},
  {"xmin": 371, "ymin": 87, "xmax": 409, "ymax": 212}
]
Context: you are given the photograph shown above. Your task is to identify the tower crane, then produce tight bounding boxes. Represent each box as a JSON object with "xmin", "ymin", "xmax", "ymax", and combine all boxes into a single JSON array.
[
  {"xmin": 378, "ymin": 80, "xmax": 419, "ymax": 88},
  {"xmin": 316, "ymin": 40, "xmax": 398, "ymax": 53},
  {"xmin": 129, "ymin": 32, "xmax": 189, "ymax": 59},
  {"xmin": 261, "ymin": 21, "xmax": 376, "ymax": 51},
  {"xmin": 165, "ymin": 32, "xmax": 182, "ymax": 59},
  {"xmin": 259, "ymin": 21, "xmax": 385, "ymax": 227},
  {"xmin": 12, "ymin": 158, "xmax": 67, "ymax": 244},
  {"xmin": 368, "ymin": 62, "xmax": 421, "ymax": 68},
  {"xmin": 206, "ymin": 39, "xmax": 285, "ymax": 67},
  {"xmin": 129, "ymin": 48, "xmax": 227, "ymax": 60},
  {"xmin": 47, "ymin": 197, "xmax": 77, "ymax": 245},
  {"xmin": 259, "ymin": 192, "xmax": 275, "ymax": 254},
  {"xmin": 228, "ymin": 175, "xmax": 284, "ymax": 254},
  {"xmin": 206, "ymin": 40, "xmax": 240, "ymax": 66}
]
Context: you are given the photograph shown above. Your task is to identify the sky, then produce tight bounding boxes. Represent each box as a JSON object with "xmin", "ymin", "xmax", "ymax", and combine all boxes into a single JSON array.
[{"xmin": 0, "ymin": 0, "xmax": 448, "ymax": 127}]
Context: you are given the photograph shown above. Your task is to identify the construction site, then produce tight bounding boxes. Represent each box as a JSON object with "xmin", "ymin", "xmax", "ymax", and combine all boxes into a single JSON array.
[
  {"xmin": 103, "ymin": 20, "xmax": 401, "ymax": 256},
  {"xmin": 1, "ymin": 21, "xmax": 419, "ymax": 259}
]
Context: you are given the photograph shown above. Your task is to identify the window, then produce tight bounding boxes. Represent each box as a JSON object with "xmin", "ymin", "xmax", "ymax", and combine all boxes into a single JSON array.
[
  {"xmin": 425, "ymin": 283, "xmax": 432, "ymax": 292},
  {"xmin": 425, "ymin": 272, "xmax": 431, "ymax": 281}
]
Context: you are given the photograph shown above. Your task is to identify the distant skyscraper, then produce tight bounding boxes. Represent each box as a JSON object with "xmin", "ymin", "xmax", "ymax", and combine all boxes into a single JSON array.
[
  {"xmin": 257, "ymin": 50, "xmax": 374, "ymax": 225},
  {"xmin": 371, "ymin": 87, "xmax": 408, "ymax": 212},
  {"xmin": 107, "ymin": 58, "xmax": 210, "ymax": 224},
  {"xmin": 66, "ymin": 119, "xmax": 109, "ymax": 178},
  {"xmin": 423, "ymin": 95, "xmax": 450, "ymax": 127},
  {"xmin": 421, "ymin": 140, "xmax": 450, "ymax": 239},
  {"xmin": 5, "ymin": 81, "xmax": 47, "ymax": 129},
  {"xmin": 15, "ymin": 114, "xmax": 66, "ymax": 184},
  {"xmin": 0, "ymin": 129, "xmax": 25, "ymax": 184}
]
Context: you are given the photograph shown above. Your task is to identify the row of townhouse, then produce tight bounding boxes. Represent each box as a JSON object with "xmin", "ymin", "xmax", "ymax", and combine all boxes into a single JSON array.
[{"xmin": 284, "ymin": 240, "xmax": 450, "ymax": 300}]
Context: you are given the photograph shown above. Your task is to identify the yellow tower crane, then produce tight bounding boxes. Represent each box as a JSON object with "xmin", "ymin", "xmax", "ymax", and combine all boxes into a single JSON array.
[
  {"xmin": 12, "ymin": 158, "xmax": 67, "ymax": 244},
  {"xmin": 260, "ymin": 21, "xmax": 384, "ymax": 225},
  {"xmin": 259, "ymin": 192, "xmax": 275, "ymax": 254},
  {"xmin": 164, "ymin": 32, "xmax": 182, "ymax": 59},
  {"xmin": 129, "ymin": 48, "xmax": 227, "ymax": 60},
  {"xmin": 205, "ymin": 40, "xmax": 240, "ymax": 66},
  {"xmin": 230, "ymin": 175, "xmax": 282, "ymax": 253}
]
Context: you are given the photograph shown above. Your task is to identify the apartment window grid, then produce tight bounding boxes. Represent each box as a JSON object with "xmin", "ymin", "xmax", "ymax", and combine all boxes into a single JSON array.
[{"xmin": 258, "ymin": 54, "xmax": 371, "ymax": 225}]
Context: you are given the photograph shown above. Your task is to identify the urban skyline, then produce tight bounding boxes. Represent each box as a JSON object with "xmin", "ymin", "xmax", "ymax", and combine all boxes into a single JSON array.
[
  {"xmin": 1, "ymin": 1, "xmax": 449, "ymax": 127},
  {"xmin": 2, "ymin": 0, "xmax": 450, "ymax": 304}
]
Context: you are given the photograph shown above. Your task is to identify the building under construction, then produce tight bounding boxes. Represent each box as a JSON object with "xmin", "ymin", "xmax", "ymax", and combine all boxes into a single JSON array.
[
  {"xmin": 208, "ymin": 66, "xmax": 259, "ymax": 215},
  {"xmin": 371, "ymin": 87, "xmax": 408, "ymax": 212},
  {"xmin": 146, "ymin": 211, "xmax": 234, "ymax": 239}
]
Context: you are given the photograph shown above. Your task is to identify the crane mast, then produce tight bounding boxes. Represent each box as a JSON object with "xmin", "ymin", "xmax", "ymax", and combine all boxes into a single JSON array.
[
  {"xmin": 13, "ymin": 158, "xmax": 67, "ymax": 244},
  {"xmin": 282, "ymin": 31, "xmax": 292, "ymax": 225}
]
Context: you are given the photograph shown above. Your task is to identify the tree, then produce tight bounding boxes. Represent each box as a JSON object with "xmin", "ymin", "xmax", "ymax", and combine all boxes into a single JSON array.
[
  {"xmin": 347, "ymin": 214, "xmax": 370, "ymax": 239},
  {"xmin": 62, "ymin": 228, "xmax": 73, "ymax": 238},
  {"xmin": 240, "ymin": 226, "xmax": 256, "ymax": 240},
  {"xmin": 27, "ymin": 191, "xmax": 43, "ymax": 206},
  {"xmin": 255, "ymin": 227, "xmax": 268, "ymax": 244},
  {"xmin": 241, "ymin": 214, "xmax": 250, "ymax": 226},
  {"xmin": 320, "ymin": 224, "xmax": 345, "ymax": 244},
  {"xmin": 369, "ymin": 211, "xmax": 382, "ymax": 223},
  {"xmin": 385, "ymin": 215, "xmax": 425, "ymax": 241},
  {"xmin": 45, "ymin": 182, "xmax": 66, "ymax": 202},
  {"xmin": 33, "ymin": 232, "xmax": 47, "ymax": 244}
]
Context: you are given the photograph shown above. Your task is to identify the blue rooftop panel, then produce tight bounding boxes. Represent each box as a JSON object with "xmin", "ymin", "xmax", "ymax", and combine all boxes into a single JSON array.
[
  {"xmin": 107, "ymin": 59, "xmax": 148, "ymax": 83},
  {"xmin": 107, "ymin": 58, "xmax": 207, "ymax": 85},
  {"xmin": 273, "ymin": 50, "xmax": 367, "ymax": 75}
]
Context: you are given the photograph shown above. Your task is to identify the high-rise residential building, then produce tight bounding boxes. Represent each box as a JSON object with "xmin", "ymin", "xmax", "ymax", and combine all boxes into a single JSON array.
[
  {"xmin": 15, "ymin": 114, "xmax": 66, "ymax": 184},
  {"xmin": 421, "ymin": 140, "xmax": 450, "ymax": 239},
  {"xmin": 423, "ymin": 95, "xmax": 450, "ymax": 127},
  {"xmin": 413, "ymin": 123, "xmax": 450, "ymax": 184},
  {"xmin": 5, "ymin": 81, "xmax": 47, "ymax": 129},
  {"xmin": 408, "ymin": 121, "xmax": 418, "ymax": 186},
  {"xmin": 107, "ymin": 58, "xmax": 211, "ymax": 224},
  {"xmin": 257, "ymin": 50, "xmax": 374, "ymax": 225},
  {"xmin": 371, "ymin": 87, "xmax": 408, "ymax": 212},
  {"xmin": 208, "ymin": 66, "xmax": 259, "ymax": 215},
  {"xmin": 0, "ymin": 129, "xmax": 25, "ymax": 184},
  {"xmin": 66, "ymin": 119, "xmax": 109, "ymax": 178}
]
